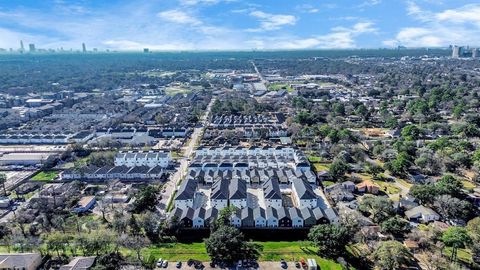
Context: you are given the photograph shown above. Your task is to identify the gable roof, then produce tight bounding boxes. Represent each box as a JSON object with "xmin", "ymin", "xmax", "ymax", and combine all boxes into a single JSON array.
[
  {"xmin": 263, "ymin": 177, "xmax": 282, "ymax": 200},
  {"xmin": 175, "ymin": 178, "xmax": 197, "ymax": 200},
  {"xmin": 211, "ymin": 178, "xmax": 229, "ymax": 200},
  {"xmin": 405, "ymin": 205, "xmax": 438, "ymax": 218},
  {"xmin": 229, "ymin": 178, "xmax": 247, "ymax": 200},
  {"xmin": 292, "ymin": 178, "xmax": 317, "ymax": 200}
]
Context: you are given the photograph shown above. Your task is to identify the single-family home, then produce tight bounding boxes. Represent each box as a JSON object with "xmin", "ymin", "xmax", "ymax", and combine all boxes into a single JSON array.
[
  {"xmin": 405, "ymin": 205, "xmax": 440, "ymax": 223},
  {"xmin": 73, "ymin": 196, "xmax": 96, "ymax": 213}
]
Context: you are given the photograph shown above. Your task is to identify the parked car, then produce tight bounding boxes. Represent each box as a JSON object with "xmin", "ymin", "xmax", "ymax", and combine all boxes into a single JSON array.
[
  {"xmin": 162, "ymin": 260, "xmax": 168, "ymax": 268},
  {"xmin": 176, "ymin": 261, "xmax": 182, "ymax": 268},
  {"xmin": 156, "ymin": 258, "xmax": 163, "ymax": 267},
  {"xmin": 281, "ymin": 259, "xmax": 288, "ymax": 269}
]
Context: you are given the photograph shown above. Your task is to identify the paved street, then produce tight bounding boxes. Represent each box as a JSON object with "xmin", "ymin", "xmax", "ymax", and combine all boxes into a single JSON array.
[{"xmin": 159, "ymin": 97, "xmax": 216, "ymax": 214}]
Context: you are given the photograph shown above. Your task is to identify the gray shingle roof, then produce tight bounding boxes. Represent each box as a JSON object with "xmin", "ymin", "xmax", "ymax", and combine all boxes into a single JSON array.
[
  {"xmin": 263, "ymin": 178, "xmax": 282, "ymax": 200},
  {"xmin": 211, "ymin": 178, "xmax": 229, "ymax": 200},
  {"xmin": 175, "ymin": 178, "xmax": 197, "ymax": 200},
  {"xmin": 229, "ymin": 178, "xmax": 247, "ymax": 200},
  {"xmin": 292, "ymin": 178, "xmax": 316, "ymax": 200}
]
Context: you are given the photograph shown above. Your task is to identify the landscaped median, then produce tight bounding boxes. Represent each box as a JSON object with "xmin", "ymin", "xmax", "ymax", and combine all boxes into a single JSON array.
[{"xmin": 139, "ymin": 241, "xmax": 351, "ymax": 270}]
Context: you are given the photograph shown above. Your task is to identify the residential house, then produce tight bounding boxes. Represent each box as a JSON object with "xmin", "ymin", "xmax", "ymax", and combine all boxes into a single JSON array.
[
  {"xmin": 175, "ymin": 178, "xmax": 197, "ymax": 209},
  {"xmin": 241, "ymin": 207, "xmax": 255, "ymax": 227},
  {"xmin": 253, "ymin": 207, "xmax": 266, "ymax": 227},
  {"xmin": 405, "ymin": 206, "xmax": 440, "ymax": 223},
  {"xmin": 229, "ymin": 178, "xmax": 247, "ymax": 209},
  {"xmin": 292, "ymin": 178, "xmax": 317, "ymax": 208},
  {"xmin": 277, "ymin": 207, "xmax": 292, "ymax": 227},
  {"xmin": 211, "ymin": 178, "xmax": 229, "ymax": 209},
  {"xmin": 59, "ymin": 256, "xmax": 96, "ymax": 270},
  {"xmin": 0, "ymin": 253, "xmax": 42, "ymax": 270},
  {"xmin": 266, "ymin": 207, "xmax": 279, "ymax": 227},
  {"xmin": 262, "ymin": 178, "xmax": 283, "ymax": 208},
  {"xmin": 289, "ymin": 207, "xmax": 304, "ymax": 227},
  {"xmin": 355, "ymin": 180, "xmax": 380, "ymax": 194},
  {"xmin": 73, "ymin": 196, "xmax": 96, "ymax": 213},
  {"xmin": 193, "ymin": 207, "xmax": 206, "ymax": 228}
]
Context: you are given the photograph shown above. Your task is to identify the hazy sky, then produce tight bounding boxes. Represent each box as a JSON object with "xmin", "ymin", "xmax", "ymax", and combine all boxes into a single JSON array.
[{"xmin": 1, "ymin": 0, "xmax": 480, "ymax": 51}]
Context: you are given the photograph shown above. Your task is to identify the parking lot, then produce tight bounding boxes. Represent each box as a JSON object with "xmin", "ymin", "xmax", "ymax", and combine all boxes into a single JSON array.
[{"xmin": 156, "ymin": 261, "xmax": 305, "ymax": 270}]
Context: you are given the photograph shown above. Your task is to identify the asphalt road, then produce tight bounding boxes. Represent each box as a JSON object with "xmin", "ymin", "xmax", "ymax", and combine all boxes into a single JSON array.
[{"xmin": 159, "ymin": 97, "xmax": 216, "ymax": 214}]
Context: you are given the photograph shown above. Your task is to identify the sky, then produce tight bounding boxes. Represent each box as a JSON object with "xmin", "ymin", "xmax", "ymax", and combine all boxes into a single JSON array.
[{"xmin": 0, "ymin": 0, "xmax": 480, "ymax": 51}]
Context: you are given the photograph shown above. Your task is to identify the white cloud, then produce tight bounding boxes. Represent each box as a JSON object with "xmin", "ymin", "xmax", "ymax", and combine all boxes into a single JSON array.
[
  {"xmin": 157, "ymin": 10, "xmax": 202, "ymax": 25},
  {"xmin": 248, "ymin": 10, "xmax": 297, "ymax": 31},
  {"xmin": 179, "ymin": 0, "xmax": 235, "ymax": 6},
  {"xmin": 384, "ymin": 3, "xmax": 480, "ymax": 47},
  {"xmin": 249, "ymin": 21, "xmax": 377, "ymax": 50},
  {"xmin": 358, "ymin": 0, "xmax": 382, "ymax": 8},
  {"xmin": 436, "ymin": 4, "xmax": 480, "ymax": 25}
]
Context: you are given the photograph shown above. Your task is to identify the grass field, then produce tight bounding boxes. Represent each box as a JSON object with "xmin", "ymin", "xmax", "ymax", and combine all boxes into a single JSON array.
[
  {"xmin": 268, "ymin": 83, "xmax": 293, "ymax": 92},
  {"xmin": 165, "ymin": 87, "xmax": 191, "ymax": 96},
  {"xmin": 461, "ymin": 180, "xmax": 476, "ymax": 190},
  {"xmin": 307, "ymin": 156, "xmax": 323, "ymax": 162},
  {"xmin": 322, "ymin": 181, "xmax": 336, "ymax": 187},
  {"xmin": 313, "ymin": 162, "xmax": 331, "ymax": 171},
  {"xmin": 142, "ymin": 241, "xmax": 349, "ymax": 269},
  {"xmin": 31, "ymin": 171, "xmax": 58, "ymax": 182}
]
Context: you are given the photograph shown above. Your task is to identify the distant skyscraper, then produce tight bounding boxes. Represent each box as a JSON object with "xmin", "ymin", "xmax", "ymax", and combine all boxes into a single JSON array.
[
  {"xmin": 452, "ymin": 45, "xmax": 464, "ymax": 58},
  {"xmin": 473, "ymin": 48, "xmax": 479, "ymax": 59},
  {"xmin": 20, "ymin": 40, "xmax": 24, "ymax": 53},
  {"xmin": 28, "ymin": 43, "xmax": 35, "ymax": 52},
  {"xmin": 82, "ymin": 43, "xmax": 86, "ymax": 53},
  {"xmin": 144, "ymin": 48, "xmax": 149, "ymax": 53}
]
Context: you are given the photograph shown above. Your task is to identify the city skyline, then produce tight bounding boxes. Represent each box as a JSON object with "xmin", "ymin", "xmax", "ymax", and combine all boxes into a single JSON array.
[{"xmin": 0, "ymin": 0, "xmax": 480, "ymax": 51}]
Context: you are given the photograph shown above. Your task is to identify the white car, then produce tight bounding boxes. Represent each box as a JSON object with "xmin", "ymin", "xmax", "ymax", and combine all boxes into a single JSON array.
[
  {"xmin": 162, "ymin": 260, "xmax": 168, "ymax": 268},
  {"xmin": 156, "ymin": 258, "xmax": 163, "ymax": 267}
]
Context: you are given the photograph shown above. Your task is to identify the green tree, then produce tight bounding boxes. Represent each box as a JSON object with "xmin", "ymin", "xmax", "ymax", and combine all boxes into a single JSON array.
[
  {"xmin": 385, "ymin": 152, "xmax": 411, "ymax": 176},
  {"xmin": 366, "ymin": 163, "xmax": 383, "ymax": 179},
  {"xmin": 380, "ymin": 216, "xmax": 411, "ymax": 237},
  {"xmin": 401, "ymin": 125, "xmax": 422, "ymax": 141},
  {"xmin": 205, "ymin": 225, "xmax": 261, "ymax": 264},
  {"xmin": 308, "ymin": 224, "xmax": 350, "ymax": 258},
  {"xmin": 92, "ymin": 252, "xmax": 124, "ymax": 270},
  {"xmin": 409, "ymin": 184, "xmax": 437, "ymax": 205},
  {"xmin": 441, "ymin": 227, "xmax": 472, "ymax": 262},
  {"xmin": 0, "ymin": 173, "xmax": 7, "ymax": 196},
  {"xmin": 359, "ymin": 195, "xmax": 395, "ymax": 223},
  {"xmin": 133, "ymin": 186, "xmax": 160, "ymax": 213},
  {"xmin": 329, "ymin": 158, "xmax": 349, "ymax": 181},
  {"xmin": 433, "ymin": 195, "xmax": 471, "ymax": 221},
  {"xmin": 436, "ymin": 175, "xmax": 463, "ymax": 197},
  {"xmin": 467, "ymin": 217, "xmax": 480, "ymax": 241},
  {"xmin": 44, "ymin": 232, "xmax": 71, "ymax": 257},
  {"xmin": 372, "ymin": 241, "xmax": 412, "ymax": 270}
]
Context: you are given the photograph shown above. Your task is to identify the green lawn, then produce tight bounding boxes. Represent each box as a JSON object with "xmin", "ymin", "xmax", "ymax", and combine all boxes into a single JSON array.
[
  {"xmin": 142, "ymin": 241, "xmax": 349, "ymax": 269},
  {"xmin": 444, "ymin": 247, "xmax": 473, "ymax": 265},
  {"xmin": 313, "ymin": 163, "xmax": 331, "ymax": 171},
  {"xmin": 375, "ymin": 180, "xmax": 401, "ymax": 195},
  {"xmin": 322, "ymin": 181, "xmax": 336, "ymax": 187},
  {"xmin": 165, "ymin": 87, "xmax": 191, "ymax": 96},
  {"xmin": 31, "ymin": 171, "xmax": 59, "ymax": 182},
  {"xmin": 268, "ymin": 83, "xmax": 293, "ymax": 92},
  {"xmin": 461, "ymin": 180, "xmax": 476, "ymax": 190},
  {"xmin": 307, "ymin": 156, "xmax": 323, "ymax": 162}
]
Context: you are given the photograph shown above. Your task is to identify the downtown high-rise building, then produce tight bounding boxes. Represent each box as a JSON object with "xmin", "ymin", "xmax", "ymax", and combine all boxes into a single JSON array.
[
  {"xmin": 29, "ymin": 43, "xmax": 35, "ymax": 52},
  {"xmin": 20, "ymin": 40, "xmax": 24, "ymax": 53},
  {"xmin": 82, "ymin": 43, "xmax": 87, "ymax": 53}
]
